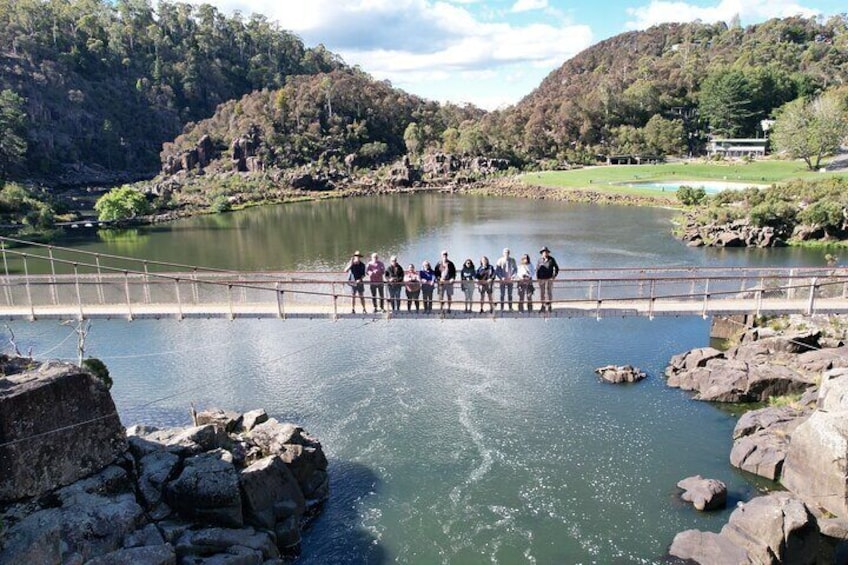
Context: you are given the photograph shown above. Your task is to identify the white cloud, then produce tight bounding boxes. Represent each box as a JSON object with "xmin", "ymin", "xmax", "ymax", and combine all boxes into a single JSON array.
[
  {"xmin": 185, "ymin": 0, "xmax": 593, "ymax": 108},
  {"xmin": 625, "ymin": 0, "xmax": 821, "ymax": 30},
  {"xmin": 511, "ymin": 0, "xmax": 549, "ymax": 13}
]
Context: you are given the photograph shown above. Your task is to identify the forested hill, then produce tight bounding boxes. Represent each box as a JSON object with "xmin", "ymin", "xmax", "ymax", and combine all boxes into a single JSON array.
[
  {"xmin": 482, "ymin": 16, "xmax": 848, "ymax": 163},
  {"xmin": 0, "ymin": 0, "xmax": 342, "ymax": 182}
]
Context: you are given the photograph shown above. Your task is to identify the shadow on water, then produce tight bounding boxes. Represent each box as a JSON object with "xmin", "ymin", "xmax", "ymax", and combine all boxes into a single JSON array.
[{"xmin": 299, "ymin": 459, "xmax": 387, "ymax": 564}]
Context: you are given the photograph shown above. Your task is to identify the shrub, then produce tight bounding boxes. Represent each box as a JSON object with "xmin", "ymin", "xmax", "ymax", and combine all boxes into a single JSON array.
[
  {"xmin": 677, "ymin": 185, "xmax": 707, "ymax": 206},
  {"xmin": 94, "ymin": 185, "xmax": 150, "ymax": 221}
]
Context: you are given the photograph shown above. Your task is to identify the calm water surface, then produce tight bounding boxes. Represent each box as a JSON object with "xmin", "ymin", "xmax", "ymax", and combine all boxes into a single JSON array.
[{"xmin": 8, "ymin": 195, "xmax": 831, "ymax": 563}]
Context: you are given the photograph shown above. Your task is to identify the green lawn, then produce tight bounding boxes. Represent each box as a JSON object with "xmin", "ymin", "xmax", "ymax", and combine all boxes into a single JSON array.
[{"xmin": 519, "ymin": 159, "xmax": 848, "ymax": 195}]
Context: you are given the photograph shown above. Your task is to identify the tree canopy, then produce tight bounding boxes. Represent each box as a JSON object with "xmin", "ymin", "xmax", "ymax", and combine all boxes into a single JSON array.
[{"xmin": 771, "ymin": 91, "xmax": 848, "ymax": 170}]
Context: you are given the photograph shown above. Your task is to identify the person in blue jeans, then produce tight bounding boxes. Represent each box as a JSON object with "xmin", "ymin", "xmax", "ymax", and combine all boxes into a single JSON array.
[
  {"xmin": 476, "ymin": 256, "xmax": 495, "ymax": 313},
  {"xmin": 385, "ymin": 255, "xmax": 405, "ymax": 311},
  {"xmin": 419, "ymin": 261, "xmax": 436, "ymax": 313}
]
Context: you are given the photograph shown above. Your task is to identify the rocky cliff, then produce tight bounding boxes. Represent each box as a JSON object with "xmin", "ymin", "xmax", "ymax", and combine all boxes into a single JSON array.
[{"xmin": 0, "ymin": 359, "xmax": 328, "ymax": 563}]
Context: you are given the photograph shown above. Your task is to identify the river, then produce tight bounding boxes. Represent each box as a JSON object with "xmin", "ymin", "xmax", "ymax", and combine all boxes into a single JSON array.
[{"xmin": 6, "ymin": 195, "xmax": 830, "ymax": 563}]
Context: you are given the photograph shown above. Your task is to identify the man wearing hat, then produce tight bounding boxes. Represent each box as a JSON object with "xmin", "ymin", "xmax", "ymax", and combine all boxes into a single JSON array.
[
  {"xmin": 344, "ymin": 251, "xmax": 367, "ymax": 313},
  {"xmin": 536, "ymin": 246, "xmax": 560, "ymax": 312},
  {"xmin": 495, "ymin": 247, "xmax": 517, "ymax": 311}
]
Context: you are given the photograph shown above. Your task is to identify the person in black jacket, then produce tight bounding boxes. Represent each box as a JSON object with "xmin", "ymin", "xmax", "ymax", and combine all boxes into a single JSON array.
[
  {"xmin": 385, "ymin": 255, "xmax": 405, "ymax": 311},
  {"xmin": 434, "ymin": 250, "xmax": 457, "ymax": 313},
  {"xmin": 344, "ymin": 251, "xmax": 367, "ymax": 314},
  {"xmin": 535, "ymin": 246, "xmax": 560, "ymax": 312}
]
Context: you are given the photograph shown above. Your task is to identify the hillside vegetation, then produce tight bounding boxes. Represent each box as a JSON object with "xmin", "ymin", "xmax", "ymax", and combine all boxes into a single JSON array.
[{"xmin": 0, "ymin": 0, "xmax": 342, "ymax": 180}]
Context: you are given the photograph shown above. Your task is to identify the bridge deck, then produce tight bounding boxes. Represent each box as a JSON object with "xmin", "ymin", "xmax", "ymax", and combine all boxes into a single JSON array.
[{"xmin": 1, "ymin": 297, "xmax": 846, "ymax": 321}]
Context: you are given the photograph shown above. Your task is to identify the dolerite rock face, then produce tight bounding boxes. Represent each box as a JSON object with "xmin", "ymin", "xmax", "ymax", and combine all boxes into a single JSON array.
[
  {"xmin": 668, "ymin": 493, "xmax": 818, "ymax": 564},
  {"xmin": 1, "ymin": 399, "xmax": 329, "ymax": 564},
  {"xmin": 730, "ymin": 405, "xmax": 811, "ymax": 481},
  {"xmin": 0, "ymin": 359, "xmax": 126, "ymax": 501},
  {"xmin": 664, "ymin": 333, "xmax": 818, "ymax": 402}
]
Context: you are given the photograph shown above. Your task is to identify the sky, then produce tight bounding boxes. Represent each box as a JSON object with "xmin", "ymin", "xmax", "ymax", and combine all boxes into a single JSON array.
[{"xmin": 192, "ymin": 0, "xmax": 846, "ymax": 110}]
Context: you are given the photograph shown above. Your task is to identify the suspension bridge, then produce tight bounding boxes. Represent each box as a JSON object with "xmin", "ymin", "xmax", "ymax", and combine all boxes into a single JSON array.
[{"xmin": 0, "ymin": 236, "xmax": 846, "ymax": 321}]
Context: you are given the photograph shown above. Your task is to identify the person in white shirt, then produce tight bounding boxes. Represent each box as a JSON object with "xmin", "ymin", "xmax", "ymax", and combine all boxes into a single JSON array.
[
  {"xmin": 516, "ymin": 253, "xmax": 535, "ymax": 312},
  {"xmin": 495, "ymin": 248, "xmax": 517, "ymax": 311}
]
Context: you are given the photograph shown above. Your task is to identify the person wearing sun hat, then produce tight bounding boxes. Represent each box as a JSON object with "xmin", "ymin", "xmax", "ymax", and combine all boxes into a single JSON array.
[
  {"xmin": 536, "ymin": 246, "xmax": 559, "ymax": 312},
  {"xmin": 344, "ymin": 250, "xmax": 367, "ymax": 313}
]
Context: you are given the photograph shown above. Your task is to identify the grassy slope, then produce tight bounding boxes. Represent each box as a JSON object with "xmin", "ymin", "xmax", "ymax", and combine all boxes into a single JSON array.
[{"xmin": 520, "ymin": 160, "xmax": 848, "ymax": 197}]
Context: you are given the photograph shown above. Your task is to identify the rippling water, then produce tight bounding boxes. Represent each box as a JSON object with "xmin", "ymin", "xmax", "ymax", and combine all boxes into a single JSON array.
[{"xmin": 6, "ymin": 195, "xmax": 830, "ymax": 563}]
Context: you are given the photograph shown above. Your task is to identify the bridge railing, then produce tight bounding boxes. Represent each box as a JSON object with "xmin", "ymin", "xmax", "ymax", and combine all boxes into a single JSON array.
[
  {"xmin": 0, "ymin": 237, "xmax": 846, "ymax": 319},
  {"xmin": 1, "ymin": 266, "xmax": 846, "ymax": 320}
]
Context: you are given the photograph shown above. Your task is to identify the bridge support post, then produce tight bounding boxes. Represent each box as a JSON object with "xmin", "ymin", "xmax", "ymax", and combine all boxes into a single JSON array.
[
  {"xmin": 275, "ymin": 282, "xmax": 285, "ymax": 319},
  {"xmin": 227, "ymin": 284, "xmax": 234, "ymax": 320},
  {"xmin": 1, "ymin": 240, "xmax": 12, "ymax": 306},
  {"xmin": 73, "ymin": 262, "xmax": 83, "ymax": 321},
  {"xmin": 174, "ymin": 279, "xmax": 183, "ymax": 321},
  {"xmin": 48, "ymin": 246, "xmax": 57, "ymax": 305},
  {"xmin": 191, "ymin": 268, "xmax": 199, "ymax": 304},
  {"xmin": 701, "ymin": 279, "xmax": 710, "ymax": 319},
  {"xmin": 124, "ymin": 271, "xmax": 134, "ymax": 321},
  {"xmin": 95, "ymin": 254, "xmax": 105, "ymax": 304},
  {"xmin": 143, "ymin": 261, "xmax": 151, "ymax": 304},
  {"xmin": 22, "ymin": 253, "xmax": 34, "ymax": 321},
  {"xmin": 648, "ymin": 279, "xmax": 656, "ymax": 320},
  {"xmin": 807, "ymin": 277, "xmax": 818, "ymax": 315},
  {"xmin": 332, "ymin": 282, "xmax": 338, "ymax": 320}
]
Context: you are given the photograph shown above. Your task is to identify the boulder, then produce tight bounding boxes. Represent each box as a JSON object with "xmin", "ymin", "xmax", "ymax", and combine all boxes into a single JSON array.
[
  {"xmin": 239, "ymin": 455, "xmax": 305, "ymax": 530},
  {"xmin": 0, "ymin": 362, "xmax": 126, "ymax": 502},
  {"xmin": 668, "ymin": 529, "xmax": 748, "ymax": 563},
  {"xmin": 817, "ymin": 368, "xmax": 848, "ymax": 412},
  {"xmin": 665, "ymin": 347, "xmax": 724, "ymax": 374},
  {"xmin": 129, "ymin": 424, "xmax": 229, "ymax": 457},
  {"xmin": 730, "ymin": 406, "xmax": 810, "ymax": 481},
  {"xmin": 677, "ymin": 475, "xmax": 727, "ymax": 511},
  {"xmin": 594, "ymin": 364, "xmax": 646, "ymax": 384},
  {"xmin": 196, "ymin": 408, "xmax": 241, "ymax": 433},
  {"xmin": 796, "ymin": 348, "xmax": 848, "ymax": 376},
  {"xmin": 782, "ymin": 410, "xmax": 848, "ymax": 517},
  {"xmin": 85, "ymin": 545, "xmax": 177, "ymax": 565},
  {"xmin": 163, "ymin": 449, "xmax": 244, "ymax": 528},
  {"xmin": 137, "ymin": 450, "xmax": 181, "ymax": 519},
  {"xmin": 721, "ymin": 492, "xmax": 818, "ymax": 565},
  {"xmin": 237, "ymin": 409, "xmax": 269, "ymax": 433},
  {"xmin": 174, "ymin": 527, "xmax": 279, "ymax": 561}
]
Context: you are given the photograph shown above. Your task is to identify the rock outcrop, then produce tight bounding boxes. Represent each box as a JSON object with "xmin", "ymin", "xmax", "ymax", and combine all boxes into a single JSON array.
[
  {"xmin": 729, "ymin": 405, "xmax": 811, "ymax": 480},
  {"xmin": 0, "ymin": 360, "xmax": 328, "ymax": 564},
  {"xmin": 669, "ymin": 492, "xmax": 818, "ymax": 564},
  {"xmin": 678, "ymin": 216, "xmax": 788, "ymax": 248},
  {"xmin": 664, "ymin": 330, "xmax": 821, "ymax": 402},
  {"xmin": 677, "ymin": 475, "xmax": 727, "ymax": 511},
  {"xmin": 162, "ymin": 134, "xmax": 216, "ymax": 176},
  {"xmin": 0, "ymin": 358, "xmax": 126, "ymax": 501},
  {"xmin": 594, "ymin": 364, "xmax": 646, "ymax": 384}
]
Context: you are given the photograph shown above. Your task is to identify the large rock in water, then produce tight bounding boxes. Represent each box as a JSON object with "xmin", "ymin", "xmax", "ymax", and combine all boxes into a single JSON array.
[{"xmin": 0, "ymin": 360, "xmax": 126, "ymax": 501}]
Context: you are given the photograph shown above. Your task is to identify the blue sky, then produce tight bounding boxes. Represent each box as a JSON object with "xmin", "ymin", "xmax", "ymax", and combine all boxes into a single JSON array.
[{"xmin": 194, "ymin": 0, "xmax": 845, "ymax": 110}]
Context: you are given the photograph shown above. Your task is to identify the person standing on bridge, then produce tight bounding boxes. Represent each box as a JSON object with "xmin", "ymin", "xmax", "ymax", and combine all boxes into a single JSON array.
[
  {"xmin": 495, "ymin": 248, "xmax": 517, "ymax": 311},
  {"xmin": 434, "ymin": 250, "xmax": 456, "ymax": 313},
  {"xmin": 420, "ymin": 261, "xmax": 436, "ymax": 313},
  {"xmin": 476, "ymin": 256, "xmax": 495, "ymax": 313},
  {"xmin": 536, "ymin": 246, "xmax": 559, "ymax": 312},
  {"xmin": 385, "ymin": 255, "xmax": 405, "ymax": 311},
  {"xmin": 516, "ymin": 253, "xmax": 535, "ymax": 312},
  {"xmin": 460, "ymin": 258, "xmax": 476, "ymax": 313},
  {"xmin": 366, "ymin": 252, "xmax": 386, "ymax": 312},
  {"xmin": 404, "ymin": 263, "xmax": 421, "ymax": 311},
  {"xmin": 344, "ymin": 251, "xmax": 367, "ymax": 314}
]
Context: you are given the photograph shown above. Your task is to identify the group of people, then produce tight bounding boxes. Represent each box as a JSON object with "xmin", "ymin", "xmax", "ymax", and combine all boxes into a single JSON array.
[{"xmin": 344, "ymin": 247, "xmax": 560, "ymax": 314}]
